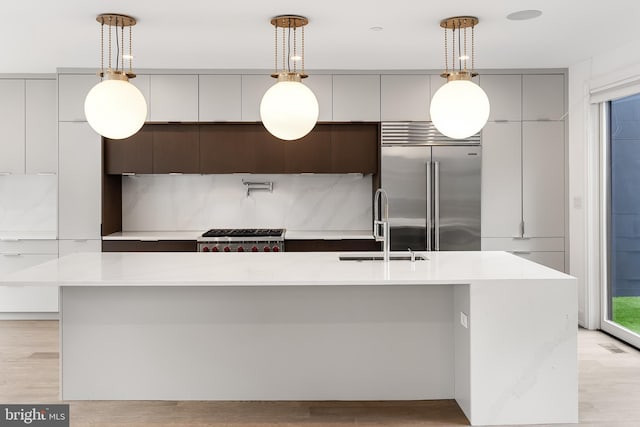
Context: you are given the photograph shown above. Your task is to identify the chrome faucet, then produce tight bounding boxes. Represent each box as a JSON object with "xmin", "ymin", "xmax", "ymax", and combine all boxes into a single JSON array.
[{"xmin": 374, "ymin": 188, "xmax": 391, "ymax": 262}]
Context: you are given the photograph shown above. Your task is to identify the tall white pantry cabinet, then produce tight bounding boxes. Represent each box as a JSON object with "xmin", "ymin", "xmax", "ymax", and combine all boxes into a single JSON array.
[
  {"xmin": 479, "ymin": 74, "xmax": 566, "ymax": 271},
  {"xmin": 0, "ymin": 77, "xmax": 59, "ymax": 315}
]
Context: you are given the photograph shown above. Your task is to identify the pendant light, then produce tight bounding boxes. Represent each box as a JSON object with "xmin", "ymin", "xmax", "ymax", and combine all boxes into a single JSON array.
[
  {"xmin": 430, "ymin": 16, "xmax": 490, "ymax": 140},
  {"xmin": 84, "ymin": 14, "xmax": 147, "ymax": 140},
  {"xmin": 260, "ymin": 15, "xmax": 319, "ymax": 141}
]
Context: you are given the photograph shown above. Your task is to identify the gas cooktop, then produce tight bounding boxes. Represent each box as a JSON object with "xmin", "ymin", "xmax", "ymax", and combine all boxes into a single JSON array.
[{"xmin": 201, "ymin": 228, "xmax": 285, "ymax": 238}]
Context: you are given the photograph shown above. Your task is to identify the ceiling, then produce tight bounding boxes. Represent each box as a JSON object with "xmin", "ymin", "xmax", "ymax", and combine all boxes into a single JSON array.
[{"xmin": 4, "ymin": 1, "xmax": 640, "ymax": 73}]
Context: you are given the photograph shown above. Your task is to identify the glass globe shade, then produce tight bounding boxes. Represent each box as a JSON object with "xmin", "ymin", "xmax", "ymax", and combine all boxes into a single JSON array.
[
  {"xmin": 260, "ymin": 81, "xmax": 319, "ymax": 141},
  {"xmin": 84, "ymin": 79, "xmax": 148, "ymax": 140},
  {"xmin": 429, "ymin": 79, "xmax": 490, "ymax": 139}
]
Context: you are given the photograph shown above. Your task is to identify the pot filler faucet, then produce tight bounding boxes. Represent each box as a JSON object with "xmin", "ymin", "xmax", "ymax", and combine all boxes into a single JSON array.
[{"xmin": 374, "ymin": 188, "xmax": 391, "ymax": 262}]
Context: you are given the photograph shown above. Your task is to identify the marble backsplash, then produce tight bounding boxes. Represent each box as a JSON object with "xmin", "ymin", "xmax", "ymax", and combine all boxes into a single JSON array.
[
  {"xmin": 0, "ymin": 175, "xmax": 57, "ymax": 232},
  {"xmin": 122, "ymin": 174, "xmax": 372, "ymax": 231}
]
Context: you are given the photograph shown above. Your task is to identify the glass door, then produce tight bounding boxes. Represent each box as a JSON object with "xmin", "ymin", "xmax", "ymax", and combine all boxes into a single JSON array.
[{"xmin": 603, "ymin": 93, "xmax": 640, "ymax": 347}]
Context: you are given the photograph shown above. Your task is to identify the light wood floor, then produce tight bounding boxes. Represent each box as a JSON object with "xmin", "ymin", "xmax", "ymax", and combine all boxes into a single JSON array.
[{"xmin": 1, "ymin": 321, "xmax": 640, "ymax": 426}]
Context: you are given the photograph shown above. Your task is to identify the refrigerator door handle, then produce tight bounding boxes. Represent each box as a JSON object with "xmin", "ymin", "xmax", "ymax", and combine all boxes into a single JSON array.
[
  {"xmin": 434, "ymin": 161, "xmax": 440, "ymax": 251},
  {"xmin": 426, "ymin": 161, "xmax": 432, "ymax": 251}
]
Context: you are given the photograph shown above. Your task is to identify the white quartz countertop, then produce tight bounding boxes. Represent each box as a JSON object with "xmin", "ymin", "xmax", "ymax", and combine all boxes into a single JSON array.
[
  {"xmin": 0, "ymin": 251, "xmax": 574, "ymax": 287},
  {"xmin": 283, "ymin": 230, "xmax": 373, "ymax": 240},
  {"xmin": 102, "ymin": 230, "xmax": 374, "ymax": 241},
  {"xmin": 102, "ymin": 231, "xmax": 202, "ymax": 240}
]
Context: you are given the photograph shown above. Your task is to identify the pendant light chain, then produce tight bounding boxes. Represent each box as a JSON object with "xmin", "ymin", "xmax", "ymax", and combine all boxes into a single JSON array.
[
  {"xmin": 471, "ymin": 25, "xmax": 475, "ymax": 73},
  {"xmin": 451, "ymin": 22, "xmax": 456, "ymax": 72},
  {"xmin": 281, "ymin": 24, "xmax": 285, "ymax": 73},
  {"xmin": 100, "ymin": 22, "xmax": 104, "ymax": 79},
  {"xmin": 444, "ymin": 26, "xmax": 448, "ymax": 74},
  {"xmin": 301, "ymin": 25, "xmax": 305, "ymax": 74},
  {"xmin": 274, "ymin": 24, "xmax": 278, "ymax": 74},
  {"xmin": 108, "ymin": 17, "xmax": 112, "ymax": 71},
  {"xmin": 129, "ymin": 25, "xmax": 133, "ymax": 73},
  {"xmin": 463, "ymin": 25, "xmax": 468, "ymax": 71},
  {"xmin": 120, "ymin": 20, "xmax": 125, "ymax": 72},
  {"xmin": 293, "ymin": 24, "xmax": 297, "ymax": 73}
]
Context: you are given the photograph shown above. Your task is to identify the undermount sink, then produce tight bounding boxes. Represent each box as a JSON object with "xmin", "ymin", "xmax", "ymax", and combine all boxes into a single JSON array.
[{"xmin": 339, "ymin": 254, "xmax": 428, "ymax": 262}]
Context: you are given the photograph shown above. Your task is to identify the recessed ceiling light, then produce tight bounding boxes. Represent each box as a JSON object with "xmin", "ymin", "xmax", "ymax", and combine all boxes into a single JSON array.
[
  {"xmin": 369, "ymin": 26, "xmax": 384, "ymax": 31},
  {"xmin": 506, "ymin": 9, "xmax": 542, "ymax": 21}
]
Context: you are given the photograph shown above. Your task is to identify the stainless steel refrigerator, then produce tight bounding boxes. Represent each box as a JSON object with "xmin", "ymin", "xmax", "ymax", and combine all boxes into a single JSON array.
[{"xmin": 381, "ymin": 122, "xmax": 481, "ymax": 251}]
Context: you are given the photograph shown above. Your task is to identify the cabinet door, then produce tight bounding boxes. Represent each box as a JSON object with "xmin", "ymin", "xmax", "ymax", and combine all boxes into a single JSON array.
[
  {"xmin": 285, "ymin": 125, "xmax": 332, "ymax": 173},
  {"xmin": 522, "ymin": 121, "xmax": 565, "ymax": 237},
  {"xmin": 149, "ymin": 75, "xmax": 198, "ymax": 122},
  {"xmin": 199, "ymin": 75, "xmax": 242, "ymax": 121},
  {"xmin": 304, "ymin": 75, "xmax": 333, "ymax": 121},
  {"xmin": 481, "ymin": 122, "xmax": 522, "ymax": 237},
  {"xmin": 381, "ymin": 75, "xmax": 430, "ymax": 121},
  {"xmin": 58, "ymin": 239, "xmax": 102, "ymax": 257},
  {"xmin": 241, "ymin": 75, "xmax": 274, "ymax": 121},
  {"xmin": 200, "ymin": 124, "xmax": 255, "ymax": 173},
  {"xmin": 479, "ymin": 75, "xmax": 522, "ymax": 122},
  {"xmin": 0, "ymin": 79, "xmax": 26, "ymax": 175},
  {"xmin": 285, "ymin": 239, "xmax": 380, "ymax": 252},
  {"xmin": 58, "ymin": 74, "xmax": 99, "ymax": 122},
  {"xmin": 105, "ymin": 126, "xmax": 153, "ymax": 174},
  {"xmin": 0, "ymin": 253, "xmax": 58, "ymax": 313},
  {"xmin": 152, "ymin": 124, "xmax": 199, "ymax": 173},
  {"xmin": 26, "ymin": 79, "xmax": 57, "ymax": 174},
  {"xmin": 251, "ymin": 125, "xmax": 286, "ymax": 173},
  {"xmin": 523, "ymin": 74, "xmax": 565, "ymax": 121},
  {"xmin": 130, "ymin": 75, "xmax": 150, "ymax": 121},
  {"xmin": 333, "ymin": 75, "xmax": 380, "ymax": 121},
  {"xmin": 101, "ymin": 240, "xmax": 196, "ymax": 252},
  {"xmin": 58, "ymin": 122, "xmax": 102, "ymax": 239},
  {"xmin": 331, "ymin": 123, "xmax": 378, "ymax": 173}
]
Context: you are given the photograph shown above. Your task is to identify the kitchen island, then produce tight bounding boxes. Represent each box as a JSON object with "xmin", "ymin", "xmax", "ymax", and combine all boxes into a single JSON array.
[{"xmin": 1, "ymin": 251, "xmax": 577, "ymax": 426}]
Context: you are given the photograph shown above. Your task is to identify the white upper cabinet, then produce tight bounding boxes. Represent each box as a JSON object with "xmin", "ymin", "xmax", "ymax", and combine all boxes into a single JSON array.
[
  {"xmin": 148, "ymin": 75, "xmax": 198, "ymax": 122},
  {"xmin": 199, "ymin": 75, "xmax": 241, "ymax": 121},
  {"xmin": 522, "ymin": 121, "xmax": 565, "ymax": 237},
  {"xmin": 58, "ymin": 122, "xmax": 101, "ymax": 240},
  {"xmin": 522, "ymin": 74, "xmax": 565, "ymax": 121},
  {"xmin": 0, "ymin": 80, "xmax": 26, "ymax": 175},
  {"xmin": 479, "ymin": 75, "xmax": 522, "ymax": 122},
  {"xmin": 26, "ymin": 80, "xmax": 57, "ymax": 174},
  {"xmin": 130, "ymin": 74, "xmax": 150, "ymax": 121},
  {"xmin": 303, "ymin": 74, "xmax": 333, "ymax": 122},
  {"xmin": 481, "ymin": 122, "xmax": 522, "ymax": 238},
  {"xmin": 58, "ymin": 74, "xmax": 99, "ymax": 122},
  {"xmin": 332, "ymin": 75, "xmax": 380, "ymax": 121},
  {"xmin": 381, "ymin": 75, "xmax": 430, "ymax": 121},
  {"xmin": 241, "ymin": 75, "xmax": 273, "ymax": 121}
]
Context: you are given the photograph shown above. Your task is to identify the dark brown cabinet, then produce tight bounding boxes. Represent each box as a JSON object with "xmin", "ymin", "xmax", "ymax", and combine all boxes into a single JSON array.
[
  {"xmin": 105, "ymin": 122, "xmax": 379, "ymax": 175},
  {"xmin": 200, "ymin": 124, "xmax": 254, "ymax": 173},
  {"xmin": 104, "ymin": 127, "xmax": 153, "ymax": 174},
  {"xmin": 152, "ymin": 124, "xmax": 200, "ymax": 174},
  {"xmin": 284, "ymin": 125, "xmax": 332, "ymax": 173},
  {"xmin": 285, "ymin": 239, "xmax": 380, "ymax": 252},
  {"xmin": 102, "ymin": 240, "xmax": 197, "ymax": 252},
  {"xmin": 251, "ymin": 125, "xmax": 286, "ymax": 173},
  {"xmin": 331, "ymin": 123, "xmax": 379, "ymax": 174}
]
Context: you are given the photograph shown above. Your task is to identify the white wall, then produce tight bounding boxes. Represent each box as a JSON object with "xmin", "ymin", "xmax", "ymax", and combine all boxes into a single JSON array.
[
  {"xmin": 568, "ymin": 38, "xmax": 640, "ymax": 328},
  {"xmin": 122, "ymin": 174, "xmax": 372, "ymax": 231}
]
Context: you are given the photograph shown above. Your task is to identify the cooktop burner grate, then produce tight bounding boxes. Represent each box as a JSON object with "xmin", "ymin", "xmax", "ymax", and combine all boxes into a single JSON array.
[{"xmin": 201, "ymin": 228, "xmax": 285, "ymax": 238}]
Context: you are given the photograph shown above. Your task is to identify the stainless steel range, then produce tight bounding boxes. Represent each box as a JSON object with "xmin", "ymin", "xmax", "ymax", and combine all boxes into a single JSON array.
[{"xmin": 197, "ymin": 229, "xmax": 285, "ymax": 253}]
